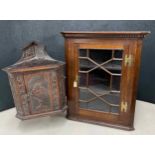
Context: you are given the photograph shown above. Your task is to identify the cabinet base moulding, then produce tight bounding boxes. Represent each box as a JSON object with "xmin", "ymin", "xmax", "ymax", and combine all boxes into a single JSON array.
[
  {"xmin": 67, "ymin": 115, "xmax": 134, "ymax": 131},
  {"xmin": 16, "ymin": 106, "xmax": 67, "ymax": 120}
]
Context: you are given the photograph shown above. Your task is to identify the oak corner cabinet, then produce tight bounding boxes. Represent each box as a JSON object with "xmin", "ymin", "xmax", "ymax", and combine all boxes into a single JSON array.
[{"xmin": 61, "ymin": 31, "xmax": 150, "ymax": 130}]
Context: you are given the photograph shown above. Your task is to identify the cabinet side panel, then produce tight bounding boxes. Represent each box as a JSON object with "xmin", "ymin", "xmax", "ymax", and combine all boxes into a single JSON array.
[
  {"xmin": 65, "ymin": 39, "xmax": 77, "ymax": 116},
  {"xmin": 129, "ymin": 39, "xmax": 143, "ymax": 126},
  {"xmin": 8, "ymin": 73, "xmax": 24, "ymax": 116},
  {"xmin": 50, "ymin": 70, "xmax": 61, "ymax": 110},
  {"xmin": 120, "ymin": 39, "xmax": 143, "ymax": 128},
  {"xmin": 57, "ymin": 66, "xmax": 66, "ymax": 108}
]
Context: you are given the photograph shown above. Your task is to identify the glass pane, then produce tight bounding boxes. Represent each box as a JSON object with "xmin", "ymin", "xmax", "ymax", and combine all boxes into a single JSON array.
[
  {"xmin": 103, "ymin": 60, "xmax": 122, "ymax": 74},
  {"xmin": 111, "ymin": 106, "xmax": 120, "ymax": 114},
  {"xmin": 79, "ymin": 49, "xmax": 87, "ymax": 57},
  {"xmin": 78, "ymin": 49, "xmax": 123, "ymax": 114},
  {"xmin": 79, "ymin": 73, "xmax": 87, "ymax": 87},
  {"xmin": 114, "ymin": 50, "xmax": 123, "ymax": 58},
  {"xmin": 79, "ymin": 59, "xmax": 95, "ymax": 71},
  {"xmin": 102, "ymin": 93, "xmax": 120, "ymax": 105},
  {"xmin": 80, "ymin": 99, "xmax": 110, "ymax": 112},
  {"xmin": 90, "ymin": 49, "xmax": 112, "ymax": 63},
  {"xmin": 79, "ymin": 88, "xmax": 95, "ymax": 101},
  {"xmin": 88, "ymin": 69, "xmax": 111, "ymax": 95},
  {"xmin": 112, "ymin": 76, "xmax": 121, "ymax": 91}
]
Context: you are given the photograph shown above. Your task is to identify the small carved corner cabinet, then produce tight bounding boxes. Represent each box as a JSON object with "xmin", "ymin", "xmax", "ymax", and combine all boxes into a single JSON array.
[
  {"xmin": 3, "ymin": 41, "xmax": 67, "ymax": 120},
  {"xmin": 61, "ymin": 31, "xmax": 150, "ymax": 130}
]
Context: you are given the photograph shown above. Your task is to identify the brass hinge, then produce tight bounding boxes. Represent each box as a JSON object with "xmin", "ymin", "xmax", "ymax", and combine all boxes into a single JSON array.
[
  {"xmin": 121, "ymin": 101, "xmax": 128, "ymax": 112},
  {"xmin": 124, "ymin": 54, "xmax": 133, "ymax": 67},
  {"xmin": 73, "ymin": 75, "xmax": 78, "ymax": 88}
]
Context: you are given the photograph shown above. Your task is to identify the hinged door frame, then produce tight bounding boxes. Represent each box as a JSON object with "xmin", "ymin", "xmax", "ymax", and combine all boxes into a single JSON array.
[{"xmin": 71, "ymin": 40, "xmax": 135, "ymax": 123}]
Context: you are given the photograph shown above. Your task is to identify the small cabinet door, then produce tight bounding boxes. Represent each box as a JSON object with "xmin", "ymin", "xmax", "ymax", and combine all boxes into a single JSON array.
[
  {"xmin": 71, "ymin": 42, "xmax": 134, "ymax": 130},
  {"xmin": 23, "ymin": 70, "xmax": 60, "ymax": 114}
]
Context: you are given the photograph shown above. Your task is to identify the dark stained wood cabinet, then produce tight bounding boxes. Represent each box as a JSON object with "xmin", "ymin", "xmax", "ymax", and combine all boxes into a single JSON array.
[
  {"xmin": 61, "ymin": 31, "xmax": 150, "ymax": 130},
  {"xmin": 3, "ymin": 41, "xmax": 67, "ymax": 120}
]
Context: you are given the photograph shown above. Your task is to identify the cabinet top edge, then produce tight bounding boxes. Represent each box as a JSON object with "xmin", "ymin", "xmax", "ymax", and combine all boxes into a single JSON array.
[{"xmin": 61, "ymin": 31, "xmax": 150, "ymax": 39}]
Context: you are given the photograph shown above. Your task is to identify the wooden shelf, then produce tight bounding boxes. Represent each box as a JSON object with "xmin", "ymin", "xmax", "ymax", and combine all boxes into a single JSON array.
[
  {"xmin": 79, "ymin": 86, "xmax": 120, "ymax": 95},
  {"xmin": 103, "ymin": 63, "xmax": 121, "ymax": 71},
  {"xmin": 80, "ymin": 63, "xmax": 122, "ymax": 71}
]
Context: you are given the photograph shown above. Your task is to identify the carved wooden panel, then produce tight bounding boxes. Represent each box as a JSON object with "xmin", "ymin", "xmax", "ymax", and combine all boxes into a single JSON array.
[
  {"xmin": 24, "ymin": 71, "xmax": 50, "ymax": 114},
  {"xmin": 7, "ymin": 69, "xmax": 66, "ymax": 119},
  {"xmin": 3, "ymin": 41, "xmax": 66, "ymax": 120},
  {"xmin": 50, "ymin": 71, "xmax": 60, "ymax": 110},
  {"xmin": 8, "ymin": 73, "xmax": 24, "ymax": 116},
  {"xmin": 15, "ymin": 73, "xmax": 30, "ymax": 116}
]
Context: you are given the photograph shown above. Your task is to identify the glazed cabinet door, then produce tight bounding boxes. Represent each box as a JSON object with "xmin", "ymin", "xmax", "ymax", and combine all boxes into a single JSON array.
[
  {"xmin": 78, "ymin": 48, "xmax": 123, "ymax": 113},
  {"xmin": 69, "ymin": 41, "xmax": 136, "ymax": 130}
]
